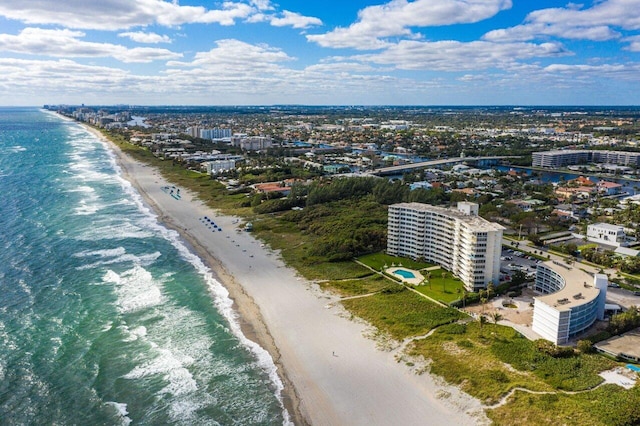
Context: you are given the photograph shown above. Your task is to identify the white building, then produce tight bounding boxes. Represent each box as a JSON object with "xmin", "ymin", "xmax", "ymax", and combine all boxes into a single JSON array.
[
  {"xmin": 200, "ymin": 128, "xmax": 232, "ymax": 140},
  {"xmin": 231, "ymin": 134, "xmax": 272, "ymax": 151},
  {"xmin": 587, "ymin": 223, "xmax": 631, "ymax": 247},
  {"xmin": 532, "ymin": 149, "xmax": 640, "ymax": 168},
  {"xmin": 387, "ymin": 202, "xmax": 504, "ymax": 291},
  {"xmin": 532, "ymin": 262, "xmax": 607, "ymax": 345},
  {"xmin": 203, "ymin": 154, "xmax": 244, "ymax": 175}
]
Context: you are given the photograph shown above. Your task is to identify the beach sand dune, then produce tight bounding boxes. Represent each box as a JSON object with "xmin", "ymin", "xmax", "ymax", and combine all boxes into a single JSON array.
[{"xmin": 90, "ymin": 126, "xmax": 487, "ymax": 425}]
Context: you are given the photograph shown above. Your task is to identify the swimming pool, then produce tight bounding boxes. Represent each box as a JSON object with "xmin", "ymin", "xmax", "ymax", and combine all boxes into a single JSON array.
[
  {"xmin": 393, "ymin": 269, "xmax": 416, "ymax": 279},
  {"xmin": 627, "ymin": 364, "xmax": 640, "ymax": 372}
]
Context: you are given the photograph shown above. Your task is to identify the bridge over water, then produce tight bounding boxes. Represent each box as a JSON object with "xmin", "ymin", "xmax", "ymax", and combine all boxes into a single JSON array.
[{"xmin": 371, "ymin": 156, "xmax": 521, "ymax": 176}]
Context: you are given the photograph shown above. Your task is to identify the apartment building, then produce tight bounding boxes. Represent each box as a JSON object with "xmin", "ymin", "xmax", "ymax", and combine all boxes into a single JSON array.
[
  {"xmin": 532, "ymin": 262, "xmax": 607, "ymax": 345},
  {"xmin": 387, "ymin": 202, "xmax": 504, "ymax": 291},
  {"xmin": 231, "ymin": 134, "xmax": 273, "ymax": 151},
  {"xmin": 532, "ymin": 149, "xmax": 640, "ymax": 168}
]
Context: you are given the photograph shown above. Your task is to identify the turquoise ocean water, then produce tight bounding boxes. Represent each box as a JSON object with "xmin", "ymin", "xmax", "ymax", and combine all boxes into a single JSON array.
[{"xmin": 0, "ymin": 108, "xmax": 288, "ymax": 425}]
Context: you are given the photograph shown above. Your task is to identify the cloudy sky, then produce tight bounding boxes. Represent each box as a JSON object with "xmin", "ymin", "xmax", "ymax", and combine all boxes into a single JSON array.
[{"xmin": 1, "ymin": 0, "xmax": 639, "ymax": 105}]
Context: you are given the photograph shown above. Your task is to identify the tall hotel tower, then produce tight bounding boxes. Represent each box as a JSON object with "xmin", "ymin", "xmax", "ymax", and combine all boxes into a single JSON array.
[{"xmin": 387, "ymin": 202, "xmax": 504, "ymax": 292}]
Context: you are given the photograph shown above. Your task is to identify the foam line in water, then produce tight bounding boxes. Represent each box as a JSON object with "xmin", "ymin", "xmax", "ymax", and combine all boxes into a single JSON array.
[{"xmin": 88, "ymin": 125, "xmax": 292, "ymax": 424}]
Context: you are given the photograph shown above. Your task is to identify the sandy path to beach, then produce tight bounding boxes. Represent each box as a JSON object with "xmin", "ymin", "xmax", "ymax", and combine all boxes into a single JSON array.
[{"xmin": 90, "ymin": 127, "xmax": 486, "ymax": 425}]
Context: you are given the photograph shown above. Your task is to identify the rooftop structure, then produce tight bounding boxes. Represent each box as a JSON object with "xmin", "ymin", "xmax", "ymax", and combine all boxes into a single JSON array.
[{"xmin": 387, "ymin": 202, "xmax": 504, "ymax": 291}]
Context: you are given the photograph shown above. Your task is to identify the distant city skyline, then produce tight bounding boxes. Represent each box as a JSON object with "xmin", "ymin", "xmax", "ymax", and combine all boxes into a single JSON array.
[{"xmin": 1, "ymin": 0, "xmax": 640, "ymax": 106}]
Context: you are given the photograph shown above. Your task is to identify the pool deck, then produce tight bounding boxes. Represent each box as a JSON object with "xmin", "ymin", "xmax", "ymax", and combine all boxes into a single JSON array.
[{"xmin": 386, "ymin": 267, "xmax": 425, "ymax": 285}]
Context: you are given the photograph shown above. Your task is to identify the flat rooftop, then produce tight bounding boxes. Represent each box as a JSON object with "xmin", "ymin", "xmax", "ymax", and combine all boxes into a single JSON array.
[
  {"xmin": 390, "ymin": 202, "xmax": 505, "ymax": 233},
  {"xmin": 595, "ymin": 328, "xmax": 640, "ymax": 361},
  {"xmin": 535, "ymin": 261, "xmax": 601, "ymax": 311}
]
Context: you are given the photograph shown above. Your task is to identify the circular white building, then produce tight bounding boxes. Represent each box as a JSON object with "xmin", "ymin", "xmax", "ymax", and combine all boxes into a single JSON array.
[{"xmin": 532, "ymin": 261, "xmax": 608, "ymax": 345}]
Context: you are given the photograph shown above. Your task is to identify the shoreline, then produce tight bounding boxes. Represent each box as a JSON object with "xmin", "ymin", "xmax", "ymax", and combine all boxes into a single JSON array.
[
  {"xmin": 86, "ymin": 124, "xmax": 305, "ymax": 424},
  {"xmin": 81, "ymin": 122, "xmax": 487, "ymax": 425}
]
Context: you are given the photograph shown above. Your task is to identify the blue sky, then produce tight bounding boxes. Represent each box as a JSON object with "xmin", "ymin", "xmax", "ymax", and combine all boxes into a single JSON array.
[{"xmin": 0, "ymin": 0, "xmax": 639, "ymax": 105}]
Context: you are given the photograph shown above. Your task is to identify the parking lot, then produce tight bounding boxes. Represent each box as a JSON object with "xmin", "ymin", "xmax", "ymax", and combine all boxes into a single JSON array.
[{"xmin": 500, "ymin": 248, "xmax": 541, "ymax": 280}]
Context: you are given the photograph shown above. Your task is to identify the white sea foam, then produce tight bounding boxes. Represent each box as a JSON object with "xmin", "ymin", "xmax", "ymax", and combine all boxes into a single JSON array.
[
  {"xmin": 105, "ymin": 401, "xmax": 132, "ymax": 426},
  {"xmin": 75, "ymin": 221, "xmax": 154, "ymax": 241},
  {"xmin": 118, "ymin": 324, "xmax": 148, "ymax": 342},
  {"xmin": 103, "ymin": 266, "xmax": 164, "ymax": 314},
  {"xmin": 77, "ymin": 123, "xmax": 291, "ymax": 425},
  {"xmin": 123, "ymin": 347, "xmax": 197, "ymax": 394},
  {"xmin": 74, "ymin": 247, "xmax": 127, "ymax": 258},
  {"xmin": 2, "ymin": 145, "xmax": 27, "ymax": 153},
  {"xmin": 66, "ymin": 185, "xmax": 95, "ymax": 194},
  {"xmin": 75, "ymin": 250, "xmax": 161, "ymax": 270}
]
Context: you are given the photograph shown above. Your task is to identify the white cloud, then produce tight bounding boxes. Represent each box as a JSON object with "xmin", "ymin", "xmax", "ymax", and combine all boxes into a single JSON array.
[
  {"xmin": 167, "ymin": 39, "xmax": 294, "ymax": 72},
  {"xmin": 269, "ymin": 10, "xmax": 322, "ymax": 29},
  {"xmin": 0, "ymin": 0, "xmax": 257, "ymax": 30},
  {"xmin": 0, "ymin": 28, "xmax": 182, "ymax": 62},
  {"xmin": 249, "ymin": 0, "xmax": 274, "ymax": 11},
  {"xmin": 350, "ymin": 39, "xmax": 569, "ymax": 71},
  {"xmin": 304, "ymin": 62, "xmax": 378, "ymax": 73},
  {"xmin": 624, "ymin": 35, "xmax": 640, "ymax": 51},
  {"xmin": 307, "ymin": 0, "xmax": 512, "ymax": 50},
  {"xmin": 483, "ymin": 0, "xmax": 640, "ymax": 42},
  {"xmin": 541, "ymin": 63, "xmax": 640, "ymax": 81},
  {"xmin": 118, "ymin": 31, "xmax": 172, "ymax": 44},
  {"xmin": 0, "ymin": 58, "xmax": 132, "ymax": 103}
]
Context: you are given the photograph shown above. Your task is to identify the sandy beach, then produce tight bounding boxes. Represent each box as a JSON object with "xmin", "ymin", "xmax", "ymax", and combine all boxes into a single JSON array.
[{"xmin": 87, "ymin": 125, "xmax": 487, "ymax": 425}]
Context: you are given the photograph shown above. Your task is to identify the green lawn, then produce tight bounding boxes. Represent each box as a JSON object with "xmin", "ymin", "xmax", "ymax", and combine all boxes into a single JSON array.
[
  {"xmin": 412, "ymin": 270, "xmax": 466, "ymax": 303},
  {"xmin": 357, "ymin": 252, "xmax": 436, "ymax": 271}
]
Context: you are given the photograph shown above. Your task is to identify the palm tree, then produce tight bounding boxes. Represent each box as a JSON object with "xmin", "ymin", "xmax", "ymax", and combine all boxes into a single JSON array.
[
  {"xmin": 481, "ymin": 298, "xmax": 488, "ymax": 311},
  {"xmin": 487, "ymin": 282, "xmax": 495, "ymax": 299},
  {"xmin": 491, "ymin": 312, "xmax": 503, "ymax": 324},
  {"xmin": 479, "ymin": 315, "xmax": 488, "ymax": 335}
]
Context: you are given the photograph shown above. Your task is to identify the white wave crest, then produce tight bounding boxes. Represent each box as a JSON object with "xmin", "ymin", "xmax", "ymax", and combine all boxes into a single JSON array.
[
  {"xmin": 77, "ymin": 122, "xmax": 292, "ymax": 424},
  {"xmin": 105, "ymin": 401, "xmax": 132, "ymax": 426},
  {"xmin": 103, "ymin": 266, "xmax": 164, "ymax": 314}
]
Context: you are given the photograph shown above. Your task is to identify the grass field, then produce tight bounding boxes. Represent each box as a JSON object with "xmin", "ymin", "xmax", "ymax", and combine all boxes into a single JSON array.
[
  {"xmin": 318, "ymin": 275, "xmax": 395, "ymax": 297},
  {"xmin": 412, "ymin": 269, "xmax": 466, "ymax": 303},
  {"xmin": 341, "ymin": 287, "xmax": 466, "ymax": 340},
  {"xmin": 357, "ymin": 253, "xmax": 435, "ymax": 271}
]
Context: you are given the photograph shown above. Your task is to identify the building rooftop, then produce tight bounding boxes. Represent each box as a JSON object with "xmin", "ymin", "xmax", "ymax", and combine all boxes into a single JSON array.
[
  {"xmin": 535, "ymin": 261, "xmax": 601, "ymax": 311},
  {"xmin": 390, "ymin": 202, "xmax": 505, "ymax": 232},
  {"xmin": 590, "ymin": 222, "xmax": 624, "ymax": 231},
  {"xmin": 595, "ymin": 328, "xmax": 640, "ymax": 361}
]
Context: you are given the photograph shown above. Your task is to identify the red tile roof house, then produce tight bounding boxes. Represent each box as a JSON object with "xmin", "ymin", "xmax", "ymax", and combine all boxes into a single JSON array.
[{"xmin": 253, "ymin": 180, "xmax": 296, "ymax": 196}]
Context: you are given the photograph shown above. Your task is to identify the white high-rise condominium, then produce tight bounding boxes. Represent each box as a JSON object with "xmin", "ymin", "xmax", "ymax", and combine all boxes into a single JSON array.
[{"xmin": 387, "ymin": 202, "xmax": 504, "ymax": 292}]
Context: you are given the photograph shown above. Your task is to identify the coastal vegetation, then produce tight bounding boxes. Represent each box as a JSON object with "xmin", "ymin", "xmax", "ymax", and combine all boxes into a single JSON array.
[
  {"xmin": 408, "ymin": 322, "xmax": 640, "ymax": 426},
  {"xmin": 342, "ymin": 288, "xmax": 465, "ymax": 340},
  {"xmin": 93, "ymin": 119, "xmax": 640, "ymax": 425}
]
